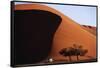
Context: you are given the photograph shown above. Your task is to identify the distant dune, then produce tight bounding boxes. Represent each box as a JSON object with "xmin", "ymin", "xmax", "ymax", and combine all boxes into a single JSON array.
[
  {"xmin": 15, "ymin": 4, "xmax": 96, "ymax": 62},
  {"xmin": 82, "ymin": 25, "xmax": 96, "ymax": 36}
]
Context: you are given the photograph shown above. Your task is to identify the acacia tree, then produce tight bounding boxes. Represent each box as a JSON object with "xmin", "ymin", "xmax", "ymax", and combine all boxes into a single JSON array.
[
  {"xmin": 59, "ymin": 48, "xmax": 69, "ymax": 61},
  {"xmin": 59, "ymin": 44, "xmax": 88, "ymax": 61},
  {"xmin": 59, "ymin": 47, "xmax": 75, "ymax": 61},
  {"xmin": 73, "ymin": 44, "xmax": 88, "ymax": 60}
]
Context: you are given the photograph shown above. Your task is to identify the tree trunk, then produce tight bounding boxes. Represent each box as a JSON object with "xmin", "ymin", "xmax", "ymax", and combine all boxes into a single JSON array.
[
  {"xmin": 69, "ymin": 56, "xmax": 71, "ymax": 62},
  {"xmin": 76, "ymin": 55, "xmax": 79, "ymax": 61}
]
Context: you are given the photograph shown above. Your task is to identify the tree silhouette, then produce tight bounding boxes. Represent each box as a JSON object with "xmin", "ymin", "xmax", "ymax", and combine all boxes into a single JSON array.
[
  {"xmin": 59, "ymin": 47, "xmax": 75, "ymax": 61},
  {"xmin": 73, "ymin": 44, "xmax": 88, "ymax": 60},
  {"xmin": 59, "ymin": 44, "xmax": 88, "ymax": 61},
  {"xmin": 73, "ymin": 44, "xmax": 81, "ymax": 60}
]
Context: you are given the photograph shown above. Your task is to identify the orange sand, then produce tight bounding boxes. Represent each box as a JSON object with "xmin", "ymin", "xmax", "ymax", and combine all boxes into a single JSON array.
[{"xmin": 15, "ymin": 4, "xmax": 96, "ymax": 61}]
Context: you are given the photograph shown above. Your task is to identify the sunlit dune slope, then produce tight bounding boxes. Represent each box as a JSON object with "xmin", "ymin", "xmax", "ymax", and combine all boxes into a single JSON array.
[{"xmin": 15, "ymin": 4, "xmax": 96, "ymax": 61}]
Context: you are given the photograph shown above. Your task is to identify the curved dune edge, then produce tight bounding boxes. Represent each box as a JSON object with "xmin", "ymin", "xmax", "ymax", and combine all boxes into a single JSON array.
[{"xmin": 15, "ymin": 4, "xmax": 96, "ymax": 62}]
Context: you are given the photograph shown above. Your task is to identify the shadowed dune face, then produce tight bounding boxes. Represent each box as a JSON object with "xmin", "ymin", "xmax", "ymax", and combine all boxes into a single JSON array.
[
  {"xmin": 14, "ymin": 4, "xmax": 97, "ymax": 65},
  {"xmin": 14, "ymin": 10, "xmax": 62, "ymax": 65}
]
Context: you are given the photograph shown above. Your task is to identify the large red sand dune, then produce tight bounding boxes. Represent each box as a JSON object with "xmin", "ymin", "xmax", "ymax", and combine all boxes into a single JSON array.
[{"xmin": 15, "ymin": 4, "xmax": 96, "ymax": 62}]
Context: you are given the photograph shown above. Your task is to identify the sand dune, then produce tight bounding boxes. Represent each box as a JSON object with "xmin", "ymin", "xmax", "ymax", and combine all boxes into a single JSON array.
[
  {"xmin": 82, "ymin": 25, "xmax": 96, "ymax": 36},
  {"xmin": 15, "ymin": 4, "xmax": 96, "ymax": 62}
]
